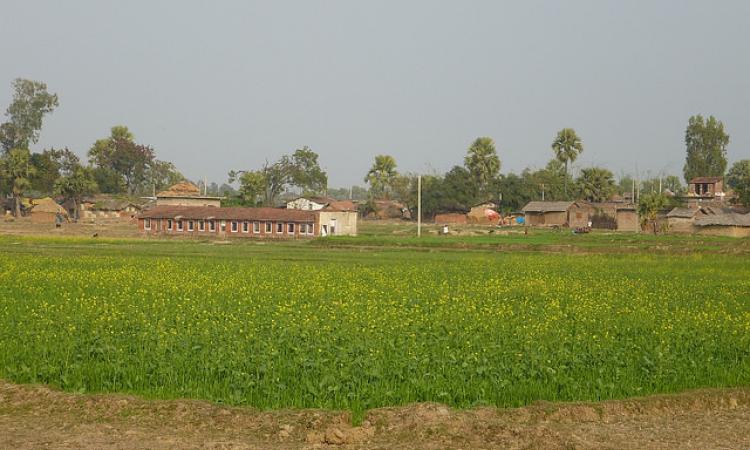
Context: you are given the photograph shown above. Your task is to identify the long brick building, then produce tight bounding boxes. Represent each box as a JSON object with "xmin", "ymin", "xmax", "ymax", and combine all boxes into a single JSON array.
[{"xmin": 137, "ymin": 205, "xmax": 356, "ymax": 238}]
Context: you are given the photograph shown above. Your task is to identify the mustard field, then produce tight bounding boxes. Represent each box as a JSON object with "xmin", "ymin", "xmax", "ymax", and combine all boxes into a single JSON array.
[{"xmin": 0, "ymin": 235, "xmax": 749, "ymax": 418}]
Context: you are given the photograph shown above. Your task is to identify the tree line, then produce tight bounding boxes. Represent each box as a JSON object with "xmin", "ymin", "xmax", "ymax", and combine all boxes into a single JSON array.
[
  {"xmin": 2, "ymin": 77, "xmax": 749, "ymax": 220},
  {"xmin": 0, "ymin": 79, "xmax": 183, "ymax": 218}
]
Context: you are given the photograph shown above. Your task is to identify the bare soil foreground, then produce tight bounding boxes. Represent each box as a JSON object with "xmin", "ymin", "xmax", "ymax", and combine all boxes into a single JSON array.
[{"xmin": 1, "ymin": 382, "xmax": 749, "ymax": 450}]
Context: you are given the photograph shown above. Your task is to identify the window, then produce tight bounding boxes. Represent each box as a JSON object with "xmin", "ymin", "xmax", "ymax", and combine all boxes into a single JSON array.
[
  {"xmin": 287, "ymin": 223, "xmax": 295, "ymax": 234},
  {"xmin": 188, "ymin": 220, "xmax": 194, "ymax": 231},
  {"xmin": 265, "ymin": 221, "xmax": 272, "ymax": 233},
  {"xmin": 144, "ymin": 218, "xmax": 151, "ymax": 230},
  {"xmin": 167, "ymin": 219, "xmax": 173, "ymax": 230},
  {"xmin": 199, "ymin": 220, "xmax": 205, "ymax": 231},
  {"xmin": 276, "ymin": 222, "xmax": 283, "ymax": 233},
  {"xmin": 308, "ymin": 223, "xmax": 314, "ymax": 235},
  {"xmin": 177, "ymin": 220, "xmax": 184, "ymax": 231},
  {"xmin": 242, "ymin": 221, "xmax": 249, "ymax": 233},
  {"xmin": 221, "ymin": 220, "xmax": 226, "ymax": 231},
  {"xmin": 209, "ymin": 220, "xmax": 216, "ymax": 232},
  {"xmin": 253, "ymin": 221, "xmax": 260, "ymax": 233},
  {"xmin": 231, "ymin": 221, "xmax": 238, "ymax": 232}
]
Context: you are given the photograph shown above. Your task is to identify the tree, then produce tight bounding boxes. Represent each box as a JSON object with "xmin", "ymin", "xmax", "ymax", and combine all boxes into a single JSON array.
[
  {"xmin": 0, "ymin": 79, "xmax": 59, "ymax": 152},
  {"xmin": 30, "ymin": 148, "xmax": 80, "ymax": 194},
  {"xmin": 235, "ymin": 170, "xmax": 266, "ymax": 206},
  {"xmin": 54, "ymin": 167, "xmax": 97, "ymax": 220},
  {"xmin": 551, "ymin": 128, "xmax": 583, "ymax": 196},
  {"xmin": 289, "ymin": 146, "xmax": 327, "ymax": 194},
  {"xmin": 683, "ymin": 115, "xmax": 729, "ymax": 183},
  {"xmin": 727, "ymin": 159, "xmax": 750, "ymax": 206},
  {"xmin": 88, "ymin": 126, "xmax": 155, "ymax": 195},
  {"xmin": 365, "ymin": 155, "xmax": 398, "ymax": 199},
  {"xmin": 576, "ymin": 167, "xmax": 616, "ymax": 202},
  {"xmin": 0, "ymin": 148, "xmax": 36, "ymax": 216},
  {"xmin": 146, "ymin": 160, "xmax": 184, "ymax": 193},
  {"xmin": 637, "ymin": 193, "xmax": 669, "ymax": 234},
  {"xmin": 464, "ymin": 137, "xmax": 500, "ymax": 195}
]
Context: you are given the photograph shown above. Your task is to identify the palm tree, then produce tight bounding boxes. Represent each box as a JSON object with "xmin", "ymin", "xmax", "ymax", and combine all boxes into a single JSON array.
[
  {"xmin": 551, "ymin": 128, "xmax": 583, "ymax": 197},
  {"xmin": 464, "ymin": 137, "xmax": 500, "ymax": 196},
  {"xmin": 576, "ymin": 167, "xmax": 616, "ymax": 202},
  {"xmin": 1, "ymin": 148, "xmax": 36, "ymax": 217},
  {"xmin": 365, "ymin": 155, "xmax": 398, "ymax": 199}
]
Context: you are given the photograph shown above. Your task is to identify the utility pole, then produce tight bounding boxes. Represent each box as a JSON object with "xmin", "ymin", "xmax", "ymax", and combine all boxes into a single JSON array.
[
  {"xmin": 541, "ymin": 183, "xmax": 545, "ymax": 201},
  {"xmin": 204, "ymin": 176, "xmax": 208, "ymax": 196},
  {"xmin": 417, "ymin": 175, "xmax": 422, "ymax": 238}
]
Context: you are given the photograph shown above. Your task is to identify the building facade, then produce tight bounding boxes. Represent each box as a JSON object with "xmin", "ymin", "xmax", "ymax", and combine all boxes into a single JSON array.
[{"xmin": 137, "ymin": 205, "xmax": 357, "ymax": 238}]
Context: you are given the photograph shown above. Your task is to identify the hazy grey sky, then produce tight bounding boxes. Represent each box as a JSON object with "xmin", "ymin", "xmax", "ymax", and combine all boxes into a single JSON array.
[{"xmin": 1, "ymin": 0, "xmax": 749, "ymax": 187}]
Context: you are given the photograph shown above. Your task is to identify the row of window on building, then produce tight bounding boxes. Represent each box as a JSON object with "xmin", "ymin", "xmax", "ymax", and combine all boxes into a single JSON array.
[{"xmin": 143, "ymin": 218, "xmax": 315, "ymax": 235}]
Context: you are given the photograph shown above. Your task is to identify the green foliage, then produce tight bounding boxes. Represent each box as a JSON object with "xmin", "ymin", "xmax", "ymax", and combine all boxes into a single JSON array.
[
  {"xmin": 29, "ymin": 148, "xmax": 81, "ymax": 194},
  {"xmin": 683, "ymin": 115, "xmax": 729, "ymax": 183},
  {"xmin": 230, "ymin": 146, "xmax": 328, "ymax": 206},
  {"xmin": 551, "ymin": 128, "xmax": 583, "ymax": 195},
  {"xmin": 575, "ymin": 167, "xmax": 616, "ymax": 202},
  {"xmin": 0, "ymin": 78, "xmax": 59, "ymax": 151},
  {"xmin": 638, "ymin": 193, "xmax": 669, "ymax": 234},
  {"xmin": 88, "ymin": 126, "xmax": 156, "ymax": 195},
  {"xmin": 147, "ymin": 160, "xmax": 184, "ymax": 193},
  {"xmin": 54, "ymin": 167, "xmax": 98, "ymax": 220},
  {"xmin": 327, "ymin": 185, "xmax": 369, "ymax": 201},
  {"xmin": 364, "ymin": 155, "xmax": 398, "ymax": 199},
  {"xmin": 727, "ymin": 159, "xmax": 750, "ymax": 206},
  {"xmin": 289, "ymin": 146, "xmax": 327, "ymax": 195},
  {"xmin": 464, "ymin": 137, "xmax": 500, "ymax": 195},
  {"xmin": 0, "ymin": 148, "xmax": 36, "ymax": 216}
]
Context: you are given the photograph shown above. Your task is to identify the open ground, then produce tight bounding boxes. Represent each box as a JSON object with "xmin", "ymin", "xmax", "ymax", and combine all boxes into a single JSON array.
[{"xmin": 1, "ymin": 221, "xmax": 749, "ymax": 448}]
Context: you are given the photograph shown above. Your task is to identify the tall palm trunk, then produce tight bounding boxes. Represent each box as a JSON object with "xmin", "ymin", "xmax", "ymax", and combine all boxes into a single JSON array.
[
  {"xmin": 13, "ymin": 194, "xmax": 20, "ymax": 217},
  {"xmin": 564, "ymin": 160, "xmax": 569, "ymax": 198}
]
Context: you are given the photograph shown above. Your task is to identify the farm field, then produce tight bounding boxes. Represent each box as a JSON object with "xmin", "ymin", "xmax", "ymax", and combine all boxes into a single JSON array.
[{"xmin": 1, "ymin": 231, "xmax": 749, "ymax": 423}]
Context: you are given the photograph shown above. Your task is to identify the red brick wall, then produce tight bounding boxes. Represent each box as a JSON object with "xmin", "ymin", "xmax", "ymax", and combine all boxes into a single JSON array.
[{"xmin": 139, "ymin": 218, "xmax": 317, "ymax": 238}]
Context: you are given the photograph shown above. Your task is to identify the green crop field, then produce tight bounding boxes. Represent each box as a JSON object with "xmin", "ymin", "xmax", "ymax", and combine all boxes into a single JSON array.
[{"xmin": 0, "ymin": 231, "xmax": 749, "ymax": 421}]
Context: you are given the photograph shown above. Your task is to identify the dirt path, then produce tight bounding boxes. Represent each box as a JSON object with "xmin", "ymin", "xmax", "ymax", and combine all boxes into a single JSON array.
[{"xmin": 1, "ymin": 381, "xmax": 749, "ymax": 449}]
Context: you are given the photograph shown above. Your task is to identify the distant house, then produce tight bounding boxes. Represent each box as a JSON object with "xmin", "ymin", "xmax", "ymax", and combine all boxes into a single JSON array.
[
  {"xmin": 666, "ymin": 207, "xmax": 706, "ymax": 233},
  {"xmin": 156, "ymin": 182, "xmax": 222, "ymax": 208},
  {"xmin": 64, "ymin": 196, "xmax": 143, "ymax": 220},
  {"xmin": 693, "ymin": 213, "xmax": 750, "ymax": 238},
  {"xmin": 29, "ymin": 197, "xmax": 68, "ymax": 224},
  {"xmin": 522, "ymin": 201, "xmax": 589, "ymax": 228},
  {"xmin": 286, "ymin": 196, "xmax": 357, "ymax": 212},
  {"xmin": 686, "ymin": 177, "xmax": 726, "ymax": 206},
  {"xmin": 137, "ymin": 205, "xmax": 357, "ymax": 238}
]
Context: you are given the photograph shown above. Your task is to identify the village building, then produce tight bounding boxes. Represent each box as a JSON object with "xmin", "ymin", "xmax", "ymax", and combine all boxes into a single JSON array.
[
  {"xmin": 522, "ymin": 201, "xmax": 590, "ymax": 228},
  {"xmin": 29, "ymin": 197, "xmax": 69, "ymax": 224},
  {"xmin": 137, "ymin": 205, "xmax": 357, "ymax": 238},
  {"xmin": 685, "ymin": 176, "xmax": 727, "ymax": 206},
  {"xmin": 693, "ymin": 213, "xmax": 750, "ymax": 238},
  {"xmin": 522, "ymin": 200, "xmax": 639, "ymax": 231},
  {"xmin": 666, "ymin": 207, "xmax": 706, "ymax": 233},
  {"xmin": 64, "ymin": 196, "xmax": 143, "ymax": 220},
  {"xmin": 156, "ymin": 182, "xmax": 222, "ymax": 208},
  {"xmin": 286, "ymin": 196, "xmax": 357, "ymax": 212}
]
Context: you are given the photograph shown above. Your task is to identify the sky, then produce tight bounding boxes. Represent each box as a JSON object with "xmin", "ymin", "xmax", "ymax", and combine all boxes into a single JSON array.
[{"xmin": 1, "ymin": 0, "xmax": 749, "ymax": 187}]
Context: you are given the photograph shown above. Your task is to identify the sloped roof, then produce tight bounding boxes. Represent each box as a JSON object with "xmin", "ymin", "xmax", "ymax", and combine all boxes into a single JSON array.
[
  {"xmin": 31, "ymin": 197, "xmax": 68, "ymax": 215},
  {"xmin": 522, "ymin": 201, "xmax": 575, "ymax": 213},
  {"xmin": 325, "ymin": 200, "xmax": 357, "ymax": 211},
  {"xmin": 667, "ymin": 207, "xmax": 700, "ymax": 218},
  {"xmin": 138, "ymin": 205, "xmax": 317, "ymax": 222},
  {"xmin": 689, "ymin": 176, "xmax": 723, "ymax": 184},
  {"xmin": 694, "ymin": 213, "xmax": 750, "ymax": 227}
]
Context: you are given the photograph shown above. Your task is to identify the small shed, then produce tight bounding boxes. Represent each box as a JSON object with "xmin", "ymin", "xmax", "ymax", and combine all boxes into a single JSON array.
[
  {"xmin": 30, "ymin": 197, "xmax": 69, "ymax": 224},
  {"xmin": 693, "ymin": 213, "xmax": 750, "ymax": 237},
  {"xmin": 522, "ymin": 201, "xmax": 587, "ymax": 227},
  {"xmin": 666, "ymin": 207, "xmax": 705, "ymax": 233}
]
